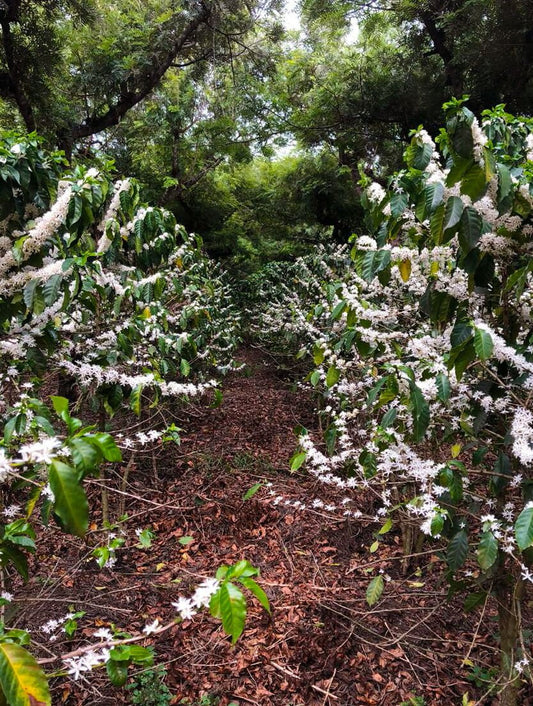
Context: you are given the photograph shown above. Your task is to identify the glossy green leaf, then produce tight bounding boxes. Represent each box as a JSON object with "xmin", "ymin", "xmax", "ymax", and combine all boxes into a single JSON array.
[
  {"xmin": 326, "ymin": 365, "xmax": 340, "ymax": 387},
  {"xmin": 360, "ymin": 250, "xmax": 391, "ymax": 282},
  {"xmin": 381, "ymin": 408, "xmax": 397, "ymax": 428},
  {"xmin": 366, "ymin": 575, "xmax": 384, "ymax": 606},
  {"xmin": 458, "ymin": 206, "xmax": 482, "ymax": 254},
  {"xmin": 218, "ymin": 582, "xmax": 247, "ymax": 643},
  {"xmin": 0, "ymin": 642, "xmax": 50, "ymax": 706},
  {"xmin": 69, "ymin": 438, "xmax": 99, "ymax": 474},
  {"xmin": 50, "ymin": 396, "xmax": 69, "ymax": 415},
  {"xmin": 474, "ymin": 328, "xmax": 493, "ymax": 361},
  {"xmin": 425, "ymin": 182, "xmax": 444, "ymax": 215},
  {"xmin": 238, "ymin": 577, "xmax": 271, "ymax": 613},
  {"xmin": 130, "ymin": 385, "xmax": 143, "ymax": 417},
  {"xmin": 43, "ymin": 274, "xmax": 62, "ymax": 307},
  {"xmin": 477, "ymin": 531, "xmax": 498, "ymax": 571},
  {"xmin": 436, "ymin": 373, "xmax": 450, "ymax": 402},
  {"xmin": 447, "ymin": 529, "xmax": 468, "ymax": 570},
  {"xmin": 408, "ymin": 381, "xmax": 430, "ymax": 442},
  {"xmin": 430, "ymin": 203, "xmax": 445, "ymax": 242},
  {"xmin": 443, "ymin": 196, "xmax": 464, "ymax": 239},
  {"xmin": 410, "ymin": 142, "xmax": 433, "ymax": 171},
  {"xmin": 91, "ymin": 433, "xmax": 122, "ymax": 462},
  {"xmin": 242, "ymin": 483, "xmax": 263, "ymax": 501},
  {"xmin": 460, "ymin": 163, "xmax": 487, "ymax": 201},
  {"xmin": 515, "ymin": 506, "xmax": 533, "ymax": 550},
  {"xmin": 290, "ymin": 451, "xmax": 307, "ymax": 472},
  {"xmin": 106, "ymin": 659, "xmax": 129, "ymax": 687},
  {"xmin": 389, "ymin": 192, "xmax": 408, "ymax": 217},
  {"xmin": 49, "ymin": 461, "xmax": 89, "ymax": 537}
]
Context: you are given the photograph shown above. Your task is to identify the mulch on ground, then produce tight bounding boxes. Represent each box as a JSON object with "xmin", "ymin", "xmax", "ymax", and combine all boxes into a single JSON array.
[{"xmin": 10, "ymin": 347, "xmax": 532, "ymax": 705}]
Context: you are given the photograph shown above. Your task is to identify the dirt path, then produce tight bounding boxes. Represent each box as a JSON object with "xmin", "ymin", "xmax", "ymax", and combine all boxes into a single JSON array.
[
  {"xmin": 16, "ymin": 347, "xmax": 502, "ymax": 705},
  {"xmin": 176, "ymin": 345, "xmax": 316, "ymax": 466}
]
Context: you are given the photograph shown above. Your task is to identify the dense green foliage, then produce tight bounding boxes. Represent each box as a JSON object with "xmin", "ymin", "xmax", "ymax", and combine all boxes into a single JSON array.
[
  {"xmin": 3, "ymin": 1, "xmax": 533, "ymax": 703},
  {"xmin": 253, "ymin": 102, "xmax": 533, "ymax": 705}
]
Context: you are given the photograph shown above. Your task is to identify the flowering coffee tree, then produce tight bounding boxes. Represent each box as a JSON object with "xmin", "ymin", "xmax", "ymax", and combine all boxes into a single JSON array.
[
  {"xmin": 257, "ymin": 102, "xmax": 533, "ymax": 704},
  {"xmin": 247, "ymin": 244, "xmax": 351, "ymax": 354},
  {"xmin": 0, "ymin": 133, "xmax": 266, "ymax": 704}
]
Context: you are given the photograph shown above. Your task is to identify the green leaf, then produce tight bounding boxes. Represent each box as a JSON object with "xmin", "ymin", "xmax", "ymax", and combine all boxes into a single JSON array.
[
  {"xmin": 497, "ymin": 164, "xmax": 513, "ymax": 211},
  {"xmin": 458, "ymin": 206, "xmax": 482, "ymax": 254},
  {"xmin": 451, "ymin": 120, "xmax": 474, "ymax": 159},
  {"xmin": 515, "ymin": 506, "xmax": 533, "ymax": 550},
  {"xmin": 464, "ymin": 592, "xmax": 487, "ymax": 612},
  {"xmin": 290, "ymin": 451, "xmax": 307, "ymax": 472},
  {"xmin": 366, "ymin": 376, "xmax": 388, "ymax": 408},
  {"xmin": 326, "ymin": 366, "xmax": 340, "ymax": 387},
  {"xmin": 68, "ymin": 195, "xmax": 82, "ymax": 225},
  {"xmin": 454, "ymin": 342, "xmax": 476, "ymax": 381},
  {"xmin": 242, "ymin": 483, "xmax": 263, "ymax": 501},
  {"xmin": 69, "ymin": 438, "xmax": 99, "ymax": 475},
  {"xmin": 378, "ymin": 517, "xmax": 393, "ymax": 534},
  {"xmin": 48, "ymin": 461, "xmax": 89, "ymax": 537},
  {"xmin": 178, "ymin": 536, "xmax": 194, "ymax": 546},
  {"xmin": 106, "ymin": 659, "xmax": 129, "ymax": 687},
  {"xmin": 408, "ymin": 381, "xmax": 430, "ymax": 442},
  {"xmin": 360, "ymin": 250, "xmax": 391, "ymax": 282},
  {"xmin": 228, "ymin": 560, "xmax": 258, "ymax": 579},
  {"xmin": 366, "ymin": 575, "xmax": 384, "ymax": 606},
  {"xmin": 91, "ymin": 433, "xmax": 122, "ymax": 462},
  {"xmin": 503, "ymin": 262, "xmax": 533, "ymax": 297},
  {"xmin": 0, "ymin": 642, "xmax": 50, "ymax": 706},
  {"xmin": 310, "ymin": 370, "xmax": 321, "ymax": 387},
  {"xmin": 451, "ymin": 321, "xmax": 473, "ymax": 347},
  {"xmin": 23, "ymin": 280, "xmax": 38, "ymax": 311},
  {"xmin": 381, "ymin": 408, "xmax": 397, "ymax": 429},
  {"xmin": 1, "ymin": 546, "xmax": 28, "ymax": 581},
  {"xmin": 430, "ymin": 514, "xmax": 444, "ymax": 536},
  {"xmin": 447, "ymin": 529, "xmax": 468, "ymax": 570},
  {"xmin": 443, "ymin": 196, "xmax": 464, "ymax": 240},
  {"xmin": 460, "ymin": 163, "xmax": 487, "ymax": 202},
  {"xmin": 389, "ymin": 192, "xmax": 408, "ymax": 217},
  {"xmin": 331, "ymin": 300, "xmax": 346, "ymax": 321},
  {"xmin": 43, "ymin": 274, "xmax": 62, "ymax": 307},
  {"xmin": 180, "ymin": 359, "xmax": 191, "ymax": 377},
  {"xmin": 430, "ymin": 203, "xmax": 445, "ymax": 242},
  {"xmin": 130, "ymin": 385, "xmax": 143, "ymax": 417},
  {"xmin": 474, "ymin": 328, "xmax": 493, "ymax": 361},
  {"xmin": 238, "ymin": 577, "xmax": 271, "ymax": 613},
  {"xmin": 50, "ymin": 396, "xmax": 69, "ymax": 416},
  {"xmin": 477, "ymin": 531, "xmax": 498, "ymax": 571},
  {"xmin": 424, "ymin": 182, "xmax": 444, "ymax": 216},
  {"xmin": 218, "ymin": 582, "xmax": 247, "ymax": 643},
  {"xmin": 312, "ymin": 345, "xmax": 324, "ymax": 365},
  {"xmin": 411, "ymin": 142, "xmax": 433, "ymax": 171},
  {"xmin": 436, "ymin": 373, "xmax": 450, "ymax": 402}
]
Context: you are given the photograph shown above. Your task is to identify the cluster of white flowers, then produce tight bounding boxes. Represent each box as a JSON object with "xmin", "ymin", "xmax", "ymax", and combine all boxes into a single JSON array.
[
  {"xmin": 471, "ymin": 117, "xmax": 488, "ymax": 164},
  {"xmin": 511, "ymin": 409, "xmax": 533, "ymax": 466},
  {"xmin": 41, "ymin": 612, "xmax": 77, "ymax": 642},
  {"xmin": 96, "ymin": 178, "xmax": 131, "ymax": 252},
  {"xmin": 0, "ymin": 185, "xmax": 72, "ymax": 278},
  {"xmin": 172, "ymin": 577, "xmax": 220, "ymax": 620},
  {"xmin": 64, "ymin": 648, "xmax": 111, "ymax": 680}
]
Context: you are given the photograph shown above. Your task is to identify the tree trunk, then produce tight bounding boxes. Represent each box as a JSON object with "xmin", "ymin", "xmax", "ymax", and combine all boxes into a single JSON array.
[{"xmin": 495, "ymin": 573, "xmax": 524, "ymax": 706}]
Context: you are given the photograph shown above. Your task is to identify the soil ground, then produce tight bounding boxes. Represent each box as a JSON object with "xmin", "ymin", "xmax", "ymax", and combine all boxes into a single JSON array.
[{"xmin": 10, "ymin": 347, "xmax": 533, "ymax": 705}]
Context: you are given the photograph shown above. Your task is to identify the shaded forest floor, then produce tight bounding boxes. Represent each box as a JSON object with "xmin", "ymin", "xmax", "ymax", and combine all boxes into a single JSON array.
[{"xmin": 11, "ymin": 348, "xmax": 533, "ymax": 705}]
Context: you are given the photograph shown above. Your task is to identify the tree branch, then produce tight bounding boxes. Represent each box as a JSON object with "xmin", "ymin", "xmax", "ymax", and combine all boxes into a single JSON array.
[
  {"xmin": 69, "ymin": 4, "xmax": 212, "ymax": 142},
  {"xmin": 0, "ymin": 10, "xmax": 36, "ymax": 131}
]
